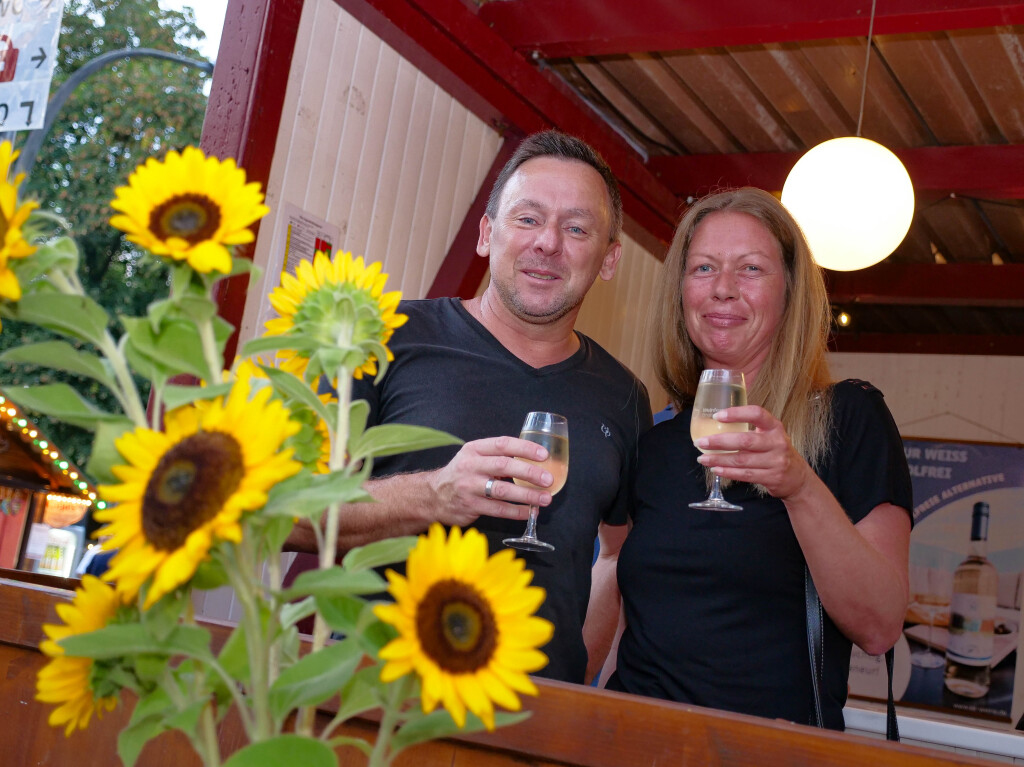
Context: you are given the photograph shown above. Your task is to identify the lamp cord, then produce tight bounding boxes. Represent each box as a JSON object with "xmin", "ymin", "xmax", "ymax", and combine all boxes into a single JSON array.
[{"xmin": 855, "ymin": 0, "xmax": 878, "ymax": 138}]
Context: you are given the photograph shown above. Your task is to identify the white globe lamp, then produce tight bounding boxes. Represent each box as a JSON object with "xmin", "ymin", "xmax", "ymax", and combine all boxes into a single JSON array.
[{"xmin": 781, "ymin": 137, "xmax": 915, "ymax": 271}]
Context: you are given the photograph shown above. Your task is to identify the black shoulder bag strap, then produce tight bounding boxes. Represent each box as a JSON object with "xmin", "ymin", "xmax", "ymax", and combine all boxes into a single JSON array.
[{"xmin": 805, "ymin": 565, "xmax": 899, "ymax": 741}]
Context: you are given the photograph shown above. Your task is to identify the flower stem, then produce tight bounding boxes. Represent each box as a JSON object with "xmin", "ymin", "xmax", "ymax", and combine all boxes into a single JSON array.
[
  {"xmin": 367, "ymin": 675, "xmax": 411, "ymax": 767},
  {"xmin": 198, "ymin": 703, "xmax": 221, "ymax": 767},
  {"xmin": 198, "ymin": 317, "xmax": 223, "ymax": 383},
  {"xmin": 225, "ymin": 541, "xmax": 273, "ymax": 740},
  {"xmin": 298, "ymin": 365, "xmax": 352, "ymax": 734},
  {"xmin": 48, "ymin": 266, "xmax": 148, "ymax": 426}
]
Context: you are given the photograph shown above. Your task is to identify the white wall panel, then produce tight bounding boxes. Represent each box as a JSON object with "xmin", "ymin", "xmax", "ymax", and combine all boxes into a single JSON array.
[
  {"xmin": 829, "ymin": 353, "xmax": 1024, "ymax": 444},
  {"xmin": 238, "ymin": 0, "xmax": 503, "ymax": 343}
]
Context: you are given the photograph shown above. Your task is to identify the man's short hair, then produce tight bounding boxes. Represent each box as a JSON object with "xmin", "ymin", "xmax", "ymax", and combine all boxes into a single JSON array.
[{"xmin": 485, "ymin": 130, "xmax": 623, "ymax": 242}]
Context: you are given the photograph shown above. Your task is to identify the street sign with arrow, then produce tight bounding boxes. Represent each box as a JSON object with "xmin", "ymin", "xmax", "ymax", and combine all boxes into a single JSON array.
[{"xmin": 0, "ymin": 0, "xmax": 64, "ymax": 131}]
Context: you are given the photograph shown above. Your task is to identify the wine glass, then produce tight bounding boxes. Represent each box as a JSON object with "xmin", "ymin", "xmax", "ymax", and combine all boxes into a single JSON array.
[
  {"xmin": 909, "ymin": 566, "xmax": 949, "ymax": 669},
  {"xmin": 503, "ymin": 412, "xmax": 569, "ymax": 552},
  {"xmin": 688, "ymin": 369, "xmax": 748, "ymax": 511}
]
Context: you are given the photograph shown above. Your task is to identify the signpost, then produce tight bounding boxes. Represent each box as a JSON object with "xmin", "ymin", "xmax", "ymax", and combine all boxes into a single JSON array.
[{"xmin": 0, "ymin": 0, "xmax": 64, "ymax": 131}]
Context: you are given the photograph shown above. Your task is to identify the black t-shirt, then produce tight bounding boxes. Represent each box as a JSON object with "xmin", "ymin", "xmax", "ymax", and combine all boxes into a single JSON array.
[
  {"xmin": 356, "ymin": 298, "xmax": 653, "ymax": 683},
  {"xmin": 609, "ymin": 379, "xmax": 912, "ymax": 729}
]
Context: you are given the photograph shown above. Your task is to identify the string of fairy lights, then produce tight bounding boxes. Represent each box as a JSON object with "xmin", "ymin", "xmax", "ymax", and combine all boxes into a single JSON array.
[{"xmin": 0, "ymin": 389, "xmax": 105, "ymax": 511}]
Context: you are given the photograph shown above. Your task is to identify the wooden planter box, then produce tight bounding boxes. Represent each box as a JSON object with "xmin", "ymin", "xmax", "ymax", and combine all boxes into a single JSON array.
[{"xmin": 0, "ymin": 569, "xmax": 1004, "ymax": 766}]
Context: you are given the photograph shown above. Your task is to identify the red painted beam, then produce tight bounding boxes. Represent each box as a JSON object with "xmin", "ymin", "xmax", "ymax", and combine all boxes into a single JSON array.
[
  {"xmin": 825, "ymin": 264, "xmax": 1024, "ymax": 308},
  {"xmin": 648, "ymin": 144, "xmax": 1024, "ymax": 199},
  {"xmin": 829, "ymin": 333, "xmax": 1024, "ymax": 356},
  {"xmin": 203, "ymin": 0, "xmax": 304, "ymax": 363},
  {"xmin": 480, "ymin": 0, "xmax": 1024, "ymax": 58},
  {"xmin": 331, "ymin": 0, "xmax": 679, "ymax": 244}
]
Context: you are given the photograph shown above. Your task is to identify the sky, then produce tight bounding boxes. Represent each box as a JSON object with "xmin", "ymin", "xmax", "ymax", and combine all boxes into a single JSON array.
[{"xmin": 157, "ymin": 0, "xmax": 229, "ymax": 61}]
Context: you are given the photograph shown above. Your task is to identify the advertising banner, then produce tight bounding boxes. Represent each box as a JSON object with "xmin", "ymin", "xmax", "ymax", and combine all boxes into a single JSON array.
[{"xmin": 850, "ymin": 439, "xmax": 1024, "ymax": 723}]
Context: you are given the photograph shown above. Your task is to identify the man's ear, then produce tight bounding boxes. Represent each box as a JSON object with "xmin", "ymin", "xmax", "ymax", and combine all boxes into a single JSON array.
[
  {"xmin": 599, "ymin": 241, "xmax": 622, "ymax": 281},
  {"xmin": 476, "ymin": 215, "xmax": 492, "ymax": 257}
]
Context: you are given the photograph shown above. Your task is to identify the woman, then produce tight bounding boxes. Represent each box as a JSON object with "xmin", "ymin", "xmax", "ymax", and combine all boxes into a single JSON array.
[{"xmin": 600, "ymin": 188, "xmax": 912, "ymax": 730}]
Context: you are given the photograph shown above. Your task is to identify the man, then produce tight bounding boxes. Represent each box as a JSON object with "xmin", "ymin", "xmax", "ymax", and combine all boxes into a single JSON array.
[{"xmin": 293, "ymin": 130, "xmax": 652, "ymax": 684}]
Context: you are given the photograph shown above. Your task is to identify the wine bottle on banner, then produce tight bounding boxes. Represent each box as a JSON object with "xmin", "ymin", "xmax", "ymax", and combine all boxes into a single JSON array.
[{"xmin": 944, "ymin": 501, "xmax": 999, "ymax": 698}]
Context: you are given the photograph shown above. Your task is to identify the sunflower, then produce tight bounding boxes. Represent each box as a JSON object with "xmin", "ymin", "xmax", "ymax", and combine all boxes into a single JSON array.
[
  {"xmin": 109, "ymin": 146, "xmax": 269, "ymax": 274},
  {"xmin": 0, "ymin": 140, "xmax": 39, "ymax": 307},
  {"xmin": 95, "ymin": 377, "xmax": 301, "ymax": 607},
  {"xmin": 374, "ymin": 524, "xmax": 552, "ymax": 730},
  {"xmin": 264, "ymin": 250, "xmax": 406, "ymax": 382},
  {"xmin": 35, "ymin": 576, "xmax": 122, "ymax": 736}
]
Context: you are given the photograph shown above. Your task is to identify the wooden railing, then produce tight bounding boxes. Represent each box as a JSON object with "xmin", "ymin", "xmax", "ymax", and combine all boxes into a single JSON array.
[{"xmin": 0, "ymin": 569, "xmax": 1004, "ymax": 766}]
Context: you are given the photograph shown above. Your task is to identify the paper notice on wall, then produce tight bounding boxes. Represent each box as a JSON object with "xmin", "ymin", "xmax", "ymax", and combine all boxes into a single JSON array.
[{"xmin": 257, "ymin": 202, "xmax": 341, "ymax": 331}]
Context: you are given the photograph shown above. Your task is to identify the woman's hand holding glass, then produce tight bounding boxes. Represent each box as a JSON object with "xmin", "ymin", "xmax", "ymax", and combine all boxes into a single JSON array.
[{"xmin": 694, "ymin": 403, "xmax": 814, "ymax": 503}]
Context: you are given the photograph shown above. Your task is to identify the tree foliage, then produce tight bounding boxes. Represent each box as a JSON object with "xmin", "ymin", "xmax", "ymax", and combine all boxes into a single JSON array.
[{"xmin": 1, "ymin": 0, "xmax": 212, "ymax": 470}]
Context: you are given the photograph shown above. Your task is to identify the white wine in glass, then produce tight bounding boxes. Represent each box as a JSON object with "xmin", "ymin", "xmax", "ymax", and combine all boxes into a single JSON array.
[
  {"xmin": 503, "ymin": 412, "xmax": 568, "ymax": 552},
  {"xmin": 689, "ymin": 369, "xmax": 748, "ymax": 511}
]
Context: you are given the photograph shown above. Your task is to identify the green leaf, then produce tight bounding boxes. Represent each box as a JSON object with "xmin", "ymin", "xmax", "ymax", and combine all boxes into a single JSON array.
[
  {"xmin": 86, "ymin": 418, "xmax": 135, "ymax": 484},
  {"xmin": 12, "ymin": 292, "xmax": 110, "ymax": 346},
  {"xmin": 216, "ymin": 622, "xmax": 250, "ymax": 681},
  {"xmin": 15, "ymin": 236, "xmax": 79, "ymax": 281},
  {"xmin": 279, "ymin": 596, "xmax": 316, "ymax": 630},
  {"xmin": 392, "ymin": 709, "xmax": 530, "ymax": 752},
  {"xmin": 349, "ymin": 424, "xmax": 461, "ymax": 462},
  {"xmin": 161, "ymin": 381, "xmax": 233, "ymax": 411},
  {"xmin": 258, "ymin": 364, "xmax": 331, "ymax": 424},
  {"xmin": 118, "ymin": 713, "xmax": 167, "ymax": 767},
  {"xmin": 60, "ymin": 623, "xmax": 212, "ymax": 660},
  {"xmin": 163, "ymin": 699, "xmax": 207, "ymax": 741},
  {"xmin": 222, "ymin": 734, "xmax": 337, "ymax": 767},
  {"xmin": 140, "ymin": 588, "xmax": 190, "ymax": 641},
  {"xmin": 335, "ymin": 666, "xmax": 384, "ymax": 723},
  {"xmin": 281, "ymin": 567, "xmax": 386, "ymax": 601},
  {"xmin": 129, "ymin": 686, "xmax": 175, "ymax": 725},
  {"xmin": 228, "ymin": 256, "xmax": 261, "ymax": 279},
  {"xmin": 342, "ymin": 537, "xmax": 415, "ymax": 573},
  {"xmin": 241, "ymin": 334, "xmax": 323, "ymax": 358},
  {"xmin": 348, "ymin": 398, "xmax": 369, "ymax": 445},
  {"xmin": 189, "ymin": 556, "xmax": 230, "ymax": 591},
  {"xmin": 261, "ymin": 470, "xmax": 374, "ymax": 520},
  {"xmin": 0, "ymin": 341, "xmax": 117, "ymax": 389},
  {"xmin": 268, "ymin": 638, "xmax": 364, "ymax": 722},
  {"xmin": 312, "ymin": 593, "xmax": 365, "ymax": 636},
  {"xmin": 6, "ymin": 383, "xmax": 122, "ymax": 430},
  {"xmin": 121, "ymin": 315, "xmax": 210, "ymax": 380}
]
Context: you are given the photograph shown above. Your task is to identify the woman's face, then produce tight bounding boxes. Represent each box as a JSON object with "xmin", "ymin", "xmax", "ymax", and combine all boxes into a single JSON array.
[{"xmin": 682, "ymin": 210, "xmax": 787, "ymax": 380}]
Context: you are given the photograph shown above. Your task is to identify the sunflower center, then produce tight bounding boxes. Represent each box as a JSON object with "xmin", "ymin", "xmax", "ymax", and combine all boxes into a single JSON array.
[
  {"xmin": 417, "ymin": 579, "xmax": 497, "ymax": 673},
  {"xmin": 149, "ymin": 193, "xmax": 222, "ymax": 244},
  {"xmin": 141, "ymin": 431, "xmax": 244, "ymax": 551}
]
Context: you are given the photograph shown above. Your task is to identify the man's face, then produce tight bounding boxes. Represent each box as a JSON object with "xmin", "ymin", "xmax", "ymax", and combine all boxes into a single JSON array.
[{"xmin": 477, "ymin": 156, "xmax": 621, "ymax": 325}]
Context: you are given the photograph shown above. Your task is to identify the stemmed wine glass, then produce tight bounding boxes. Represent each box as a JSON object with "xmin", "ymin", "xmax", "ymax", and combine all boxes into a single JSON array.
[
  {"xmin": 689, "ymin": 369, "xmax": 748, "ymax": 511},
  {"xmin": 909, "ymin": 566, "xmax": 949, "ymax": 669},
  {"xmin": 503, "ymin": 412, "xmax": 569, "ymax": 552}
]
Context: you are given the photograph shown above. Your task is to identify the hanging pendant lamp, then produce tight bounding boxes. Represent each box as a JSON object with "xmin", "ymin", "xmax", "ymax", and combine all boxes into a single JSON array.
[{"xmin": 780, "ymin": 0, "xmax": 915, "ymax": 272}]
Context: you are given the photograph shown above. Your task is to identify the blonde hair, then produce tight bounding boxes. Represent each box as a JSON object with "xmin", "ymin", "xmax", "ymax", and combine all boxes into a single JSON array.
[{"xmin": 653, "ymin": 187, "xmax": 833, "ymax": 469}]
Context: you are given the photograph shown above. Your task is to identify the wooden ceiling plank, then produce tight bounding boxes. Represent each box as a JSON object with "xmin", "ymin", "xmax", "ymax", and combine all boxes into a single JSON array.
[
  {"xmin": 799, "ymin": 38, "xmax": 931, "ymax": 148},
  {"xmin": 920, "ymin": 198, "xmax": 1002, "ymax": 263},
  {"xmin": 825, "ymin": 263, "xmax": 1024, "ymax": 306},
  {"xmin": 729, "ymin": 44, "xmax": 850, "ymax": 146},
  {"xmin": 977, "ymin": 200, "xmax": 1024, "ymax": 261},
  {"xmin": 478, "ymin": 0, "xmax": 1024, "ymax": 58},
  {"xmin": 571, "ymin": 59, "xmax": 682, "ymax": 151},
  {"xmin": 660, "ymin": 49, "xmax": 801, "ymax": 152},
  {"xmin": 616, "ymin": 55, "xmax": 741, "ymax": 154},
  {"xmin": 875, "ymin": 33, "xmax": 1001, "ymax": 145},
  {"xmin": 648, "ymin": 144, "xmax": 1024, "ymax": 199},
  {"xmin": 948, "ymin": 28, "xmax": 1024, "ymax": 142}
]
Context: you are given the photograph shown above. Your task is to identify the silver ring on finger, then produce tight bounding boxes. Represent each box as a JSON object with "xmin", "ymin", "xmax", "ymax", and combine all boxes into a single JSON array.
[{"xmin": 484, "ymin": 477, "xmax": 496, "ymax": 499}]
